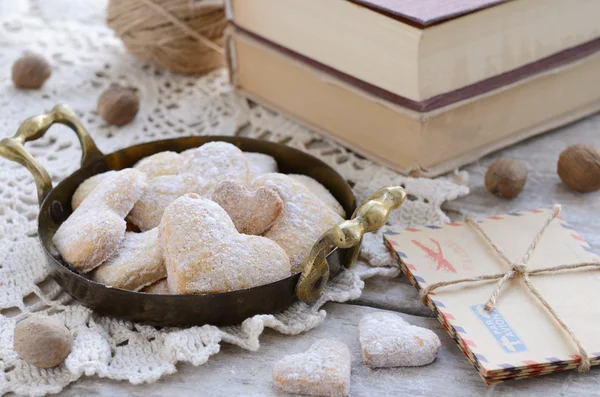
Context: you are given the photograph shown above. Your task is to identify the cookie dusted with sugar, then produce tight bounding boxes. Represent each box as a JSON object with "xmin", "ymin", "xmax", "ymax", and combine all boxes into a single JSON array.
[
  {"xmin": 181, "ymin": 142, "xmax": 250, "ymax": 196},
  {"xmin": 244, "ymin": 152, "xmax": 278, "ymax": 177},
  {"xmin": 212, "ymin": 180, "xmax": 284, "ymax": 235},
  {"xmin": 252, "ymin": 173, "xmax": 343, "ymax": 272},
  {"xmin": 92, "ymin": 228, "xmax": 166, "ymax": 291},
  {"xmin": 159, "ymin": 193, "xmax": 291, "ymax": 294},
  {"xmin": 72, "ymin": 152, "xmax": 184, "ymax": 210},
  {"xmin": 272, "ymin": 339, "xmax": 351, "ymax": 397},
  {"xmin": 290, "ymin": 174, "xmax": 346, "ymax": 217},
  {"xmin": 53, "ymin": 169, "xmax": 147, "ymax": 272},
  {"xmin": 129, "ymin": 174, "xmax": 207, "ymax": 231},
  {"xmin": 141, "ymin": 278, "xmax": 171, "ymax": 294},
  {"xmin": 133, "ymin": 151, "xmax": 185, "ymax": 178},
  {"xmin": 129, "ymin": 142, "xmax": 253, "ymax": 230},
  {"xmin": 359, "ymin": 312, "xmax": 441, "ymax": 368},
  {"xmin": 71, "ymin": 171, "xmax": 115, "ymax": 210}
]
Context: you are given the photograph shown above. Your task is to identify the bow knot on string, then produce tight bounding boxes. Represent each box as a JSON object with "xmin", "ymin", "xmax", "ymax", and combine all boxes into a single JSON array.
[
  {"xmin": 418, "ymin": 205, "xmax": 600, "ymax": 372},
  {"xmin": 511, "ymin": 264, "xmax": 527, "ymax": 274}
]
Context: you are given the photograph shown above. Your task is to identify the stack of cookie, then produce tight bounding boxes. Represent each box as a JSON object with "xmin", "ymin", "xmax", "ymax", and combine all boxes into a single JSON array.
[{"xmin": 52, "ymin": 142, "xmax": 346, "ymax": 294}]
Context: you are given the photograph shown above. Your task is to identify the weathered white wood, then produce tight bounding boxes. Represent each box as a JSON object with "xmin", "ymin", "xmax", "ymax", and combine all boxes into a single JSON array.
[
  {"xmin": 351, "ymin": 276, "xmax": 435, "ymax": 317},
  {"xmin": 57, "ymin": 303, "xmax": 600, "ymax": 397}
]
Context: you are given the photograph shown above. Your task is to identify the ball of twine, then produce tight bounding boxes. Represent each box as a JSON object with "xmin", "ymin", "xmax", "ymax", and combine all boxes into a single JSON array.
[{"xmin": 107, "ymin": 0, "xmax": 227, "ymax": 75}]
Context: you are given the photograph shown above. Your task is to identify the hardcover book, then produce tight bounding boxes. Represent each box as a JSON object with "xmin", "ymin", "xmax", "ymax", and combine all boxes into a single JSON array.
[
  {"xmin": 226, "ymin": 27, "xmax": 600, "ymax": 177},
  {"xmin": 225, "ymin": 0, "xmax": 600, "ymax": 105}
]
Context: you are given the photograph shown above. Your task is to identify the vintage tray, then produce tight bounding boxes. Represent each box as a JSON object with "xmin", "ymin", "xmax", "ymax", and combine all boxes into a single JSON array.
[{"xmin": 0, "ymin": 104, "xmax": 406, "ymax": 326}]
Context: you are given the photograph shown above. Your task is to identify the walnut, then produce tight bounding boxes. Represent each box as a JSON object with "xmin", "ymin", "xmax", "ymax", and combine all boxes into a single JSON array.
[
  {"xmin": 485, "ymin": 158, "xmax": 528, "ymax": 199},
  {"xmin": 97, "ymin": 84, "xmax": 139, "ymax": 126},
  {"xmin": 557, "ymin": 144, "xmax": 600, "ymax": 193},
  {"xmin": 11, "ymin": 53, "xmax": 51, "ymax": 89},
  {"xmin": 13, "ymin": 315, "xmax": 72, "ymax": 368}
]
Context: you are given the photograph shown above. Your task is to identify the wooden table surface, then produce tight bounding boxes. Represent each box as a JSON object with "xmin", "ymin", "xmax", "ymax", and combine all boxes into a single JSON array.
[{"xmin": 54, "ymin": 107, "xmax": 600, "ymax": 397}]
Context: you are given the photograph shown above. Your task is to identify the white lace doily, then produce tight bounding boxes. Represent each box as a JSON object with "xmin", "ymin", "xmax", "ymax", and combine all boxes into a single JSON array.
[{"xmin": 0, "ymin": 10, "xmax": 469, "ymax": 397}]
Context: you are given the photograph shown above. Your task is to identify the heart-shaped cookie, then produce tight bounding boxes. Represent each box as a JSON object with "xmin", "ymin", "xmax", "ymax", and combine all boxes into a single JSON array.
[
  {"xmin": 290, "ymin": 174, "xmax": 346, "ymax": 217},
  {"xmin": 212, "ymin": 180, "xmax": 284, "ymax": 235},
  {"xmin": 244, "ymin": 152, "xmax": 278, "ymax": 176},
  {"xmin": 53, "ymin": 169, "xmax": 147, "ymax": 272},
  {"xmin": 251, "ymin": 173, "xmax": 343, "ymax": 272},
  {"xmin": 129, "ymin": 173, "xmax": 208, "ymax": 231},
  {"xmin": 92, "ymin": 228, "xmax": 165, "ymax": 291},
  {"xmin": 180, "ymin": 141, "xmax": 250, "ymax": 196},
  {"xmin": 272, "ymin": 339, "xmax": 351, "ymax": 397},
  {"xmin": 128, "ymin": 142, "xmax": 252, "ymax": 231},
  {"xmin": 359, "ymin": 312, "xmax": 441, "ymax": 368},
  {"xmin": 159, "ymin": 193, "xmax": 291, "ymax": 294},
  {"xmin": 133, "ymin": 151, "xmax": 184, "ymax": 178},
  {"xmin": 141, "ymin": 278, "xmax": 170, "ymax": 294},
  {"xmin": 71, "ymin": 171, "xmax": 115, "ymax": 210}
]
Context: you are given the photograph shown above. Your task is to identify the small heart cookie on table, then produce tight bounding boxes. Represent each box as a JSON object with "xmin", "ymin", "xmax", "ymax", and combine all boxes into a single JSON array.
[
  {"xmin": 273, "ymin": 339, "xmax": 351, "ymax": 397},
  {"xmin": 212, "ymin": 180, "xmax": 284, "ymax": 235},
  {"xmin": 359, "ymin": 312, "xmax": 441, "ymax": 368}
]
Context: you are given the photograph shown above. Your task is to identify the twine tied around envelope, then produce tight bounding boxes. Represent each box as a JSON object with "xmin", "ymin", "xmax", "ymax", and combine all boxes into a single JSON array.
[{"xmin": 419, "ymin": 205, "xmax": 600, "ymax": 371}]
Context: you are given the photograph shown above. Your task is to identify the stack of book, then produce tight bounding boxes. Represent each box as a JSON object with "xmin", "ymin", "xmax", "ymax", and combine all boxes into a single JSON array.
[{"xmin": 225, "ymin": 0, "xmax": 600, "ymax": 177}]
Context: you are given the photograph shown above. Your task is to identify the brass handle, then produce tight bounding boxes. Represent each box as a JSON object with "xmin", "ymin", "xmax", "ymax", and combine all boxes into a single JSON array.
[
  {"xmin": 296, "ymin": 185, "xmax": 406, "ymax": 303},
  {"xmin": 0, "ymin": 104, "xmax": 103, "ymax": 204}
]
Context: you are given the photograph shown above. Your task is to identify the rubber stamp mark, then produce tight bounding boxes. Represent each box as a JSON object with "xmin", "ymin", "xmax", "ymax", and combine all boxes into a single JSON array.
[
  {"xmin": 471, "ymin": 304, "xmax": 527, "ymax": 353},
  {"xmin": 412, "ymin": 238, "xmax": 457, "ymax": 273}
]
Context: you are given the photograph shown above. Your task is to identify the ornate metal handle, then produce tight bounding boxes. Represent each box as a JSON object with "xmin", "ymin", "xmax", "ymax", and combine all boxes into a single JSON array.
[
  {"xmin": 296, "ymin": 185, "xmax": 406, "ymax": 303},
  {"xmin": 0, "ymin": 104, "xmax": 103, "ymax": 204}
]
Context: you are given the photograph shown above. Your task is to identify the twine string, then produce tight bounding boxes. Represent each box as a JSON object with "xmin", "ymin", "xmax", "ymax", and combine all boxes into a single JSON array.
[
  {"xmin": 138, "ymin": 0, "xmax": 224, "ymax": 54},
  {"xmin": 107, "ymin": 0, "xmax": 227, "ymax": 74},
  {"xmin": 419, "ymin": 205, "xmax": 600, "ymax": 372}
]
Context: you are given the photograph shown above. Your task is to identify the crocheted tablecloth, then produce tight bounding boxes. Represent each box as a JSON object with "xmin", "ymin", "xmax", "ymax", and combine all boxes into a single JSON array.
[{"xmin": 0, "ymin": 3, "xmax": 469, "ymax": 396}]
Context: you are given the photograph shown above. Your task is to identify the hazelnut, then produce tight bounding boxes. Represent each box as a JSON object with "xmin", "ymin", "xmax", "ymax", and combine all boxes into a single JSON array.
[
  {"xmin": 557, "ymin": 144, "xmax": 600, "ymax": 193},
  {"xmin": 485, "ymin": 158, "xmax": 528, "ymax": 199},
  {"xmin": 11, "ymin": 53, "xmax": 51, "ymax": 89},
  {"xmin": 97, "ymin": 84, "xmax": 139, "ymax": 126},
  {"xmin": 13, "ymin": 315, "xmax": 72, "ymax": 368}
]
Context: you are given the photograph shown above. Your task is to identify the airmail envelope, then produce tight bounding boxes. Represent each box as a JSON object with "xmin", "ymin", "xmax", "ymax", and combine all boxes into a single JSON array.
[{"xmin": 383, "ymin": 208, "xmax": 600, "ymax": 383}]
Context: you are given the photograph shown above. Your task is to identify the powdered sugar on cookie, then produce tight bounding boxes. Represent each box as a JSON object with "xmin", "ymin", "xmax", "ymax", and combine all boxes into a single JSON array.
[
  {"xmin": 245, "ymin": 152, "xmax": 278, "ymax": 177},
  {"xmin": 359, "ymin": 312, "xmax": 441, "ymax": 368},
  {"xmin": 53, "ymin": 169, "xmax": 147, "ymax": 272},
  {"xmin": 290, "ymin": 174, "xmax": 346, "ymax": 217},
  {"xmin": 141, "ymin": 278, "xmax": 171, "ymax": 294},
  {"xmin": 181, "ymin": 142, "xmax": 250, "ymax": 196},
  {"xmin": 252, "ymin": 173, "xmax": 343, "ymax": 272},
  {"xmin": 273, "ymin": 339, "xmax": 351, "ymax": 397},
  {"xmin": 71, "ymin": 171, "xmax": 115, "ymax": 210},
  {"xmin": 127, "ymin": 142, "xmax": 251, "ymax": 230},
  {"xmin": 212, "ymin": 180, "xmax": 284, "ymax": 235},
  {"xmin": 92, "ymin": 228, "xmax": 165, "ymax": 291},
  {"xmin": 159, "ymin": 193, "xmax": 291, "ymax": 294},
  {"xmin": 129, "ymin": 174, "xmax": 208, "ymax": 231},
  {"xmin": 133, "ymin": 151, "xmax": 184, "ymax": 178}
]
